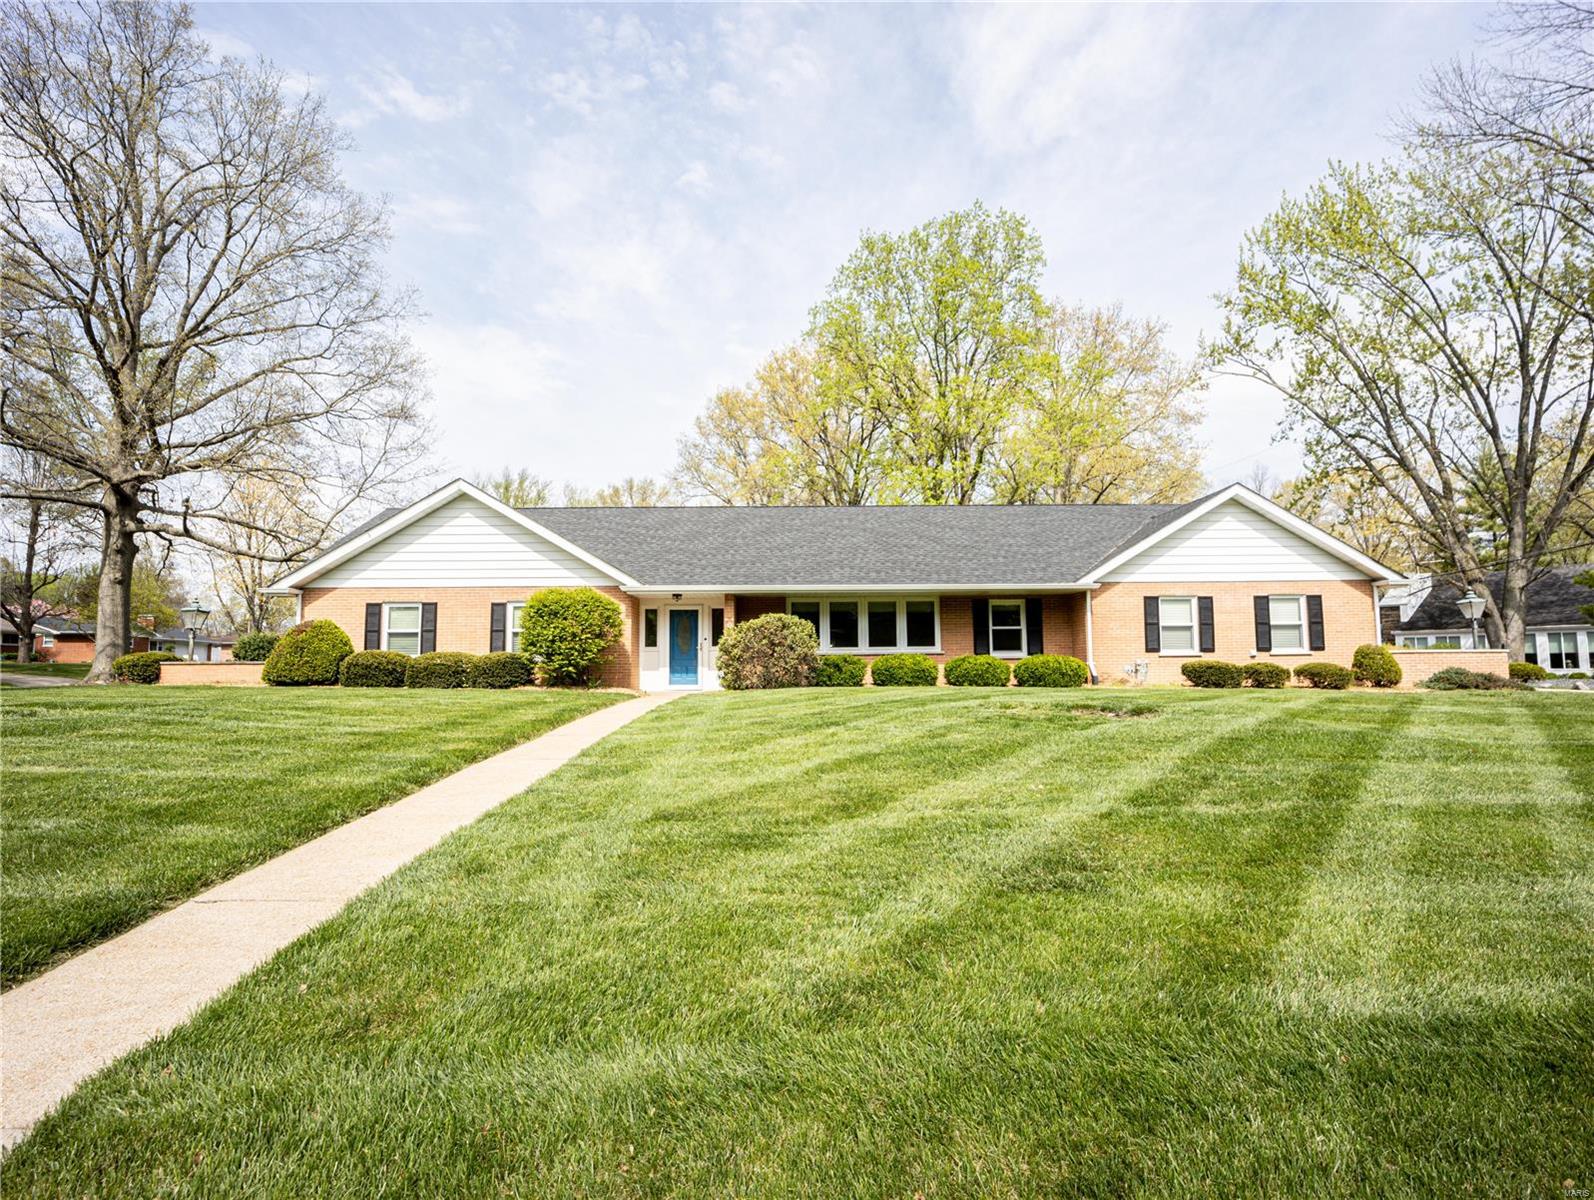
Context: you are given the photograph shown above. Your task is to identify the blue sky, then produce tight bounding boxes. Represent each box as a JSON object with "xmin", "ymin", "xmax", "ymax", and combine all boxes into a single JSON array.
[{"xmin": 195, "ymin": 3, "xmax": 1490, "ymax": 496}]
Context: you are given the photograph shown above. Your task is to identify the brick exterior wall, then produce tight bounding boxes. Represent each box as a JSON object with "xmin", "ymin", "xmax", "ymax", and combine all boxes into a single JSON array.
[
  {"xmin": 1389, "ymin": 648, "xmax": 1510, "ymax": 689},
  {"xmin": 36, "ymin": 634, "xmax": 150, "ymax": 663},
  {"xmin": 155, "ymin": 662, "xmax": 264, "ymax": 686},
  {"xmin": 1090, "ymin": 579, "xmax": 1379, "ymax": 685},
  {"xmin": 728, "ymin": 593, "xmax": 1089, "ymax": 682},
  {"xmin": 301, "ymin": 586, "xmax": 640, "ymax": 689}
]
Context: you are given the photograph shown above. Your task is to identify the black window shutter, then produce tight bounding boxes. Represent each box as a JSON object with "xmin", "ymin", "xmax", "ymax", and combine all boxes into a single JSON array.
[
  {"xmin": 1025, "ymin": 597, "xmax": 1044, "ymax": 656},
  {"xmin": 1306, "ymin": 594, "xmax": 1326, "ymax": 651},
  {"xmin": 420, "ymin": 602, "xmax": 437, "ymax": 654},
  {"xmin": 1253, "ymin": 596, "xmax": 1272, "ymax": 652},
  {"xmin": 1143, "ymin": 596, "xmax": 1161, "ymax": 653},
  {"xmin": 972, "ymin": 598, "xmax": 990, "ymax": 656},
  {"xmin": 1198, "ymin": 597, "xmax": 1215, "ymax": 654},
  {"xmin": 489, "ymin": 603, "xmax": 506, "ymax": 652},
  {"xmin": 364, "ymin": 603, "xmax": 381, "ymax": 650}
]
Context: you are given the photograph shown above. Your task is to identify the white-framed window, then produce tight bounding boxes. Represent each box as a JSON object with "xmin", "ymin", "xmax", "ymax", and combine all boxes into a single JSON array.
[
  {"xmin": 787, "ymin": 597, "xmax": 941, "ymax": 654},
  {"xmin": 1546, "ymin": 631, "xmax": 1582, "ymax": 671},
  {"xmin": 506, "ymin": 602, "xmax": 525, "ymax": 654},
  {"xmin": 1267, "ymin": 594, "xmax": 1306, "ymax": 651},
  {"xmin": 988, "ymin": 599, "xmax": 1026, "ymax": 658},
  {"xmin": 1158, "ymin": 596, "xmax": 1197, "ymax": 654},
  {"xmin": 1400, "ymin": 634, "xmax": 1462, "ymax": 650},
  {"xmin": 383, "ymin": 602, "xmax": 422, "ymax": 656}
]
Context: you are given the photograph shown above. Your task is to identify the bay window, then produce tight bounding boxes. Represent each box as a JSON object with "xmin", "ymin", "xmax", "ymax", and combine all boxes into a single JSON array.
[{"xmin": 787, "ymin": 597, "xmax": 941, "ymax": 654}]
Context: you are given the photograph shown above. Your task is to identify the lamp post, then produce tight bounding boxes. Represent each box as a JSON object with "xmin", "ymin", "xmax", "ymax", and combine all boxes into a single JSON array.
[
  {"xmin": 179, "ymin": 602, "xmax": 210, "ymax": 662},
  {"xmin": 1456, "ymin": 589, "xmax": 1486, "ymax": 649}
]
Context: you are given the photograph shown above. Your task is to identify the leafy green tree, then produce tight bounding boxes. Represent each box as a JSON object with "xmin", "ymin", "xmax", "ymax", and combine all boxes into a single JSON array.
[
  {"xmin": 1213, "ymin": 144, "xmax": 1594, "ymax": 658},
  {"xmin": 809, "ymin": 203, "xmax": 1052, "ymax": 504}
]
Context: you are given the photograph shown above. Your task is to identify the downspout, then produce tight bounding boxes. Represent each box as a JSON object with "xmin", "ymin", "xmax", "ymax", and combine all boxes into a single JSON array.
[{"xmin": 1084, "ymin": 590, "xmax": 1097, "ymax": 683}]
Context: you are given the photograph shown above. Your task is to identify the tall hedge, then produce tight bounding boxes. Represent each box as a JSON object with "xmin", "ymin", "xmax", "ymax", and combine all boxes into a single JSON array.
[
  {"xmin": 716, "ymin": 613, "xmax": 819, "ymax": 690},
  {"xmin": 262, "ymin": 620, "xmax": 353, "ymax": 686},
  {"xmin": 519, "ymin": 588, "xmax": 623, "ymax": 686}
]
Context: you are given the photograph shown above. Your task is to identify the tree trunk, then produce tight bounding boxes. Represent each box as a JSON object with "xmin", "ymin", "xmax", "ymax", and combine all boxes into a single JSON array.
[
  {"xmin": 14, "ymin": 619, "xmax": 34, "ymax": 664},
  {"xmin": 1499, "ymin": 558, "xmax": 1531, "ymax": 660},
  {"xmin": 86, "ymin": 494, "xmax": 140, "ymax": 683}
]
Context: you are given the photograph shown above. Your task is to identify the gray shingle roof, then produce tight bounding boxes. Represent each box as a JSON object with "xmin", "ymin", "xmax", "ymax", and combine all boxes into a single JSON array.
[
  {"xmin": 1396, "ymin": 565, "xmax": 1594, "ymax": 630},
  {"xmin": 522, "ymin": 501, "xmax": 1194, "ymax": 588}
]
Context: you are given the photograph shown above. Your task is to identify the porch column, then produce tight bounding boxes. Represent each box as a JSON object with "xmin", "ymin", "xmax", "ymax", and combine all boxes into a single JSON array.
[{"xmin": 1084, "ymin": 591, "xmax": 1097, "ymax": 681}]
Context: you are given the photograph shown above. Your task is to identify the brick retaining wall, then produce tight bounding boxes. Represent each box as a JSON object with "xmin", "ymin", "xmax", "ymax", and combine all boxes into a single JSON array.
[
  {"xmin": 1390, "ymin": 649, "xmax": 1510, "ymax": 689},
  {"xmin": 155, "ymin": 662, "xmax": 264, "ymax": 686}
]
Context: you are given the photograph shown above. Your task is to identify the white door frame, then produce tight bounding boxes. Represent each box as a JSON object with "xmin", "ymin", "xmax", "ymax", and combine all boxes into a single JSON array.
[{"xmin": 664, "ymin": 604, "xmax": 709, "ymax": 688}]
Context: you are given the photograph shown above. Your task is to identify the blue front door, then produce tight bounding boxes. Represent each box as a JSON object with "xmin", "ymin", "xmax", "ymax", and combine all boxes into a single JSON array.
[{"xmin": 668, "ymin": 610, "xmax": 699, "ymax": 685}]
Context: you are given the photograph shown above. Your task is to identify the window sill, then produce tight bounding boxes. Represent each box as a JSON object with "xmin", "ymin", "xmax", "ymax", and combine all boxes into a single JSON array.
[
  {"xmin": 1264, "ymin": 650, "xmax": 1312, "ymax": 657},
  {"xmin": 822, "ymin": 648, "xmax": 942, "ymax": 656},
  {"xmin": 1158, "ymin": 651, "xmax": 1202, "ymax": 658}
]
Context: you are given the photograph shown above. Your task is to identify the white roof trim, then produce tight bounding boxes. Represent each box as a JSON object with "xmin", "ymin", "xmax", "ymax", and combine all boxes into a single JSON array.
[
  {"xmin": 266, "ymin": 479, "xmax": 640, "ymax": 591},
  {"xmin": 1076, "ymin": 483, "xmax": 1406, "ymax": 585},
  {"xmin": 626, "ymin": 584, "xmax": 1098, "ymax": 595}
]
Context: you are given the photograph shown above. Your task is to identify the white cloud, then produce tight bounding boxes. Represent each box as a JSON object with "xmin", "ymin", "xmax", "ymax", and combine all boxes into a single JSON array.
[
  {"xmin": 707, "ymin": 80, "xmax": 746, "ymax": 112},
  {"xmin": 675, "ymin": 161, "xmax": 712, "ymax": 194},
  {"xmin": 416, "ymin": 325, "xmax": 568, "ymax": 466},
  {"xmin": 197, "ymin": 28, "xmax": 256, "ymax": 61},
  {"xmin": 945, "ymin": 6, "xmax": 1197, "ymax": 154},
  {"xmin": 352, "ymin": 67, "xmax": 470, "ymax": 124},
  {"xmin": 519, "ymin": 138, "xmax": 615, "ymax": 220},
  {"xmin": 393, "ymin": 193, "xmax": 481, "ymax": 235}
]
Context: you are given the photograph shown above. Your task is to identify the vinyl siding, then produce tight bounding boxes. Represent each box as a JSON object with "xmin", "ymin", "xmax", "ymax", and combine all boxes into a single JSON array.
[
  {"xmin": 1101, "ymin": 499, "xmax": 1370, "ymax": 583},
  {"xmin": 313, "ymin": 496, "xmax": 615, "ymax": 589}
]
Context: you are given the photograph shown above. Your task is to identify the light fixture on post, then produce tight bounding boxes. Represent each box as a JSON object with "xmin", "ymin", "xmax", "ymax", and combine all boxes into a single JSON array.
[
  {"xmin": 1455, "ymin": 589, "xmax": 1486, "ymax": 649},
  {"xmin": 179, "ymin": 602, "xmax": 210, "ymax": 662}
]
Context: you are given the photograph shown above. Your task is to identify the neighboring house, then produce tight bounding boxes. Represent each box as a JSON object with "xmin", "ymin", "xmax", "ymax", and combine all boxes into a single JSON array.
[
  {"xmin": 24, "ymin": 617, "xmax": 152, "ymax": 663},
  {"xmin": 265, "ymin": 480, "xmax": 1404, "ymax": 690},
  {"xmin": 1393, "ymin": 566, "xmax": 1593, "ymax": 674},
  {"xmin": 149, "ymin": 628, "xmax": 238, "ymax": 663}
]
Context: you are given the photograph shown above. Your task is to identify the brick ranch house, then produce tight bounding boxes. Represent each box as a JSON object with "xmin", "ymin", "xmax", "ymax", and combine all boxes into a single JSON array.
[{"xmin": 260, "ymin": 479, "xmax": 1456, "ymax": 690}]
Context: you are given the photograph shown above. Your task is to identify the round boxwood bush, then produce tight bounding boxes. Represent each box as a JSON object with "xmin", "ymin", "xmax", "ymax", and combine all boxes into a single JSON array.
[
  {"xmin": 869, "ymin": 653, "xmax": 939, "ymax": 687},
  {"xmin": 469, "ymin": 651, "xmax": 533, "ymax": 689},
  {"xmin": 262, "ymin": 620, "xmax": 353, "ymax": 686},
  {"xmin": 716, "ymin": 613, "xmax": 819, "ymax": 690},
  {"xmin": 1351, "ymin": 643, "xmax": 1402, "ymax": 688},
  {"xmin": 1509, "ymin": 661, "xmax": 1551, "ymax": 681},
  {"xmin": 112, "ymin": 650, "xmax": 179, "ymax": 684},
  {"xmin": 405, "ymin": 651, "xmax": 477, "ymax": 689},
  {"xmin": 1180, "ymin": 660, "xmax": 1244, "ymax": 688},
  {"xmin": 338, "ymin": 650, "xmax": 410, "ymax": 688},
  {"xmin": 1294, "ymin": 662, "xmax": 1355, "ymax": 690},
  {"xmin": 232, "ymin": 630, "xmax": 280, "ymax": 662},
  {"xmin": 944, "ymin": 654, "xmax": 1011, "ymax": 687},
  {"xmin": 1012, "ymin": 654, "xmax": 1089, "ymax": 688},
  {"xmin": 815, "ymin": 653, "xmax": 867, "ymax": 687},
  {"xmin": 519, "ymin": 587, "xmax": 623, "ymax": 686},
  {"xmin": 1242, "ymin": 662, "xmax": 1290, "ymax": 688}
]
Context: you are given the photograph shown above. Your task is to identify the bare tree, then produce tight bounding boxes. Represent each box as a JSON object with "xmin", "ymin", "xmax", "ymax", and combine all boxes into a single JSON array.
[
  {"xmin": 0, "ymin": 2, "xmax": 428, "ymax": 679},
  {"xmin": 473, "ymin": 469, "xmax": 553, "ymax": 508}
]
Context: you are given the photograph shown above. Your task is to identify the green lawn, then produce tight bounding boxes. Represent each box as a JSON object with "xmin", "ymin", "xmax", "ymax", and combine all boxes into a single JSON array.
[
  {"xmin": 0, "ymin": 660, "xmax": 91, "ymax": 680},
  {"xmin": 0, "ymin": 687, "xmax": 621, "ymax": 988},
  {"xmin": 7, "ymin": 688, "xmax": 1592, "ymax": 1196}
]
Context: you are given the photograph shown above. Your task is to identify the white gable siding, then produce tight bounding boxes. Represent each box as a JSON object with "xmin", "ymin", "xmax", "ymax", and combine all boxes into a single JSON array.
[
  {"xmin": 313, "ymin": 496, "xmax": 615, "ymax": 588},
  {"xmin": 1101, "ymin": 499, "xmax": 1371, "ymax": 583}
]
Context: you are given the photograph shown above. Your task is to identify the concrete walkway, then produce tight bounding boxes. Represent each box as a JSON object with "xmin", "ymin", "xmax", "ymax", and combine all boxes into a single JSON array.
[
  {"xmin": 0, "ymin": 672, "xmax": 76, "ymax": 688},
  {"xmin": 0, "ymin": 690, "xmax": 680, "ymax": 1150}
]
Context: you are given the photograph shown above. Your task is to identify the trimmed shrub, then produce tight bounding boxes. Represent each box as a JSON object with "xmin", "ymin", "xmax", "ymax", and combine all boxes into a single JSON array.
[
  {"xmin": 1180, "ymin": 660, "xmax": 1244, "ymax": 688},
  {"xmin": 519, "ymin": 588, "xmax": 623, "ymax": 686},
  {"xmin": 1418, "ymin": 666, "xmax": 1526, "ymax": 691},
  {"xmin": 232, "ymin": 631, "xmax": 280, "ymax": 662},
  {"xmin": 262, "ymin": 620, "xmax": 353, "ymax": 686},
  {"xmin": 405, "ymin": 651, "xmax": 476, "ymax": 689},
  {"xmin": 944, "ymin": 654, "xmax": 1011, "ymax": 687},
  {"xmin": 815, "ymin": 654, "xmax": 867, "ymax": 687},
  {"xmin": 469, "ymin": 652, "xmax": 533, "ymax": 689},
  {"xmin": 1294, "ymin": 662, "xmax": 1355, "ymax": 690},
  {"xmin": 1013, "ymin": 654, "xmax": 1089, "ymax": 688},
  {"xmin": 716, "ymin": 613, "xmax": 819, "ymax": 690},
  {"xmin": 112, "ymin": 650, "xmax": 179, "ymax": 684},
  {"xmin": 1242, "ymin": 662, "xmax": 1290, "ymax": 688},
  {"xmin": 338, "ymin": 650, "xmax": 409, "ymax": 688},
  {"xmin": 1568, "ymin": 671, "xmax": 1590, "ymax": 680},
  {"xmin": 1509, "ymin": 661, "xmax": 1552, "ymax": 681},
  {"xmin": 1352, "ymin": 643, "xmax": 1402, "ymax": 688},
  {"xmin": 869, "ymin": 653, "xmax": 939, "ymax": 687}
]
